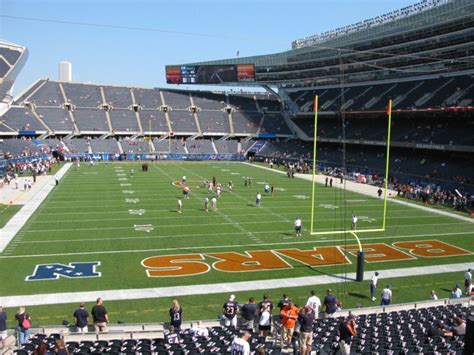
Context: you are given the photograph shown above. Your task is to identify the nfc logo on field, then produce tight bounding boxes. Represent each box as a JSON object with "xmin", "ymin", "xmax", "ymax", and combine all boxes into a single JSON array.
[{"xmin": 26, "ymin": 262, "xmax": 101, "ymax": 281}]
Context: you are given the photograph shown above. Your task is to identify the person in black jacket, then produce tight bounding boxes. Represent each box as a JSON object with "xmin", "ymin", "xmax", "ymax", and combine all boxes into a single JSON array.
[{"xmin": 338, "ymin": 313, "xmax": 357, "ymax": 355}]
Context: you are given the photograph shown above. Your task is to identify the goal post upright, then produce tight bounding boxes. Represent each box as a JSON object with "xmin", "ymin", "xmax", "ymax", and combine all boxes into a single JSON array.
[
  {"xmin": 310, "ymin": 95, "xmax": 319, "ymax": 233},
  {"xmin": 382, "ymin": 99, "xmax": 393, "ymax": 230}
]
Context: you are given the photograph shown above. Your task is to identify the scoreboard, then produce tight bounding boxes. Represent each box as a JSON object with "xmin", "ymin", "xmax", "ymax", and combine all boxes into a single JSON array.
[{"xmin": 166, "ymin": 64, "xmax": 255, "ymax": 84}]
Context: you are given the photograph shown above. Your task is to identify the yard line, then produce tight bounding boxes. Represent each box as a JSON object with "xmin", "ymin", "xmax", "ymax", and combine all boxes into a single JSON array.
[
  {"xmin": 244, "ymin": 162, "xmax": 474, "ymax": 224},
  {"xmin": 24, "ymin": 212, "xmax": 449, "ymax": 225},
  {"xmin": 22, "ymin": 220, "xmax": 468, "ymax": 234},
  {"xmin": 0, "ymin": 263, "xmax": 470, "ymax": 307},
  {"xmin": 154, "ymin": 163, "xmax": 256, "ymax": 238},
  {"xmin": 3, "ymin": 230, "xmax": 472, "ymax": 258}
]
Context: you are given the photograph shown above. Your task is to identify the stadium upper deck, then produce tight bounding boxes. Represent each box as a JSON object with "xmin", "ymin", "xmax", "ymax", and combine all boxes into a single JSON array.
[
  {"xmin": 0, "ymin": 40, "xmax": 28, "ymax": 104},
  {"xmin": 177, "ymin": 0, "xmax": 473, "ymax": 87}
]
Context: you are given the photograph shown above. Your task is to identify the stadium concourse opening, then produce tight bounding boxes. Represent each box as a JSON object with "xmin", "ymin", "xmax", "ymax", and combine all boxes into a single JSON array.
[{"xmin": 0, "ymin": 0, "xmax": 473, "ymax": 353}]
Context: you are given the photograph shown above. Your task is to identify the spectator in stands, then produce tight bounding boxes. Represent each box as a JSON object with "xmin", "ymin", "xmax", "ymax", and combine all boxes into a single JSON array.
[
  {"xmin": 165, "ymin": 325, "xmax": 181, "ymax": 345},
  {"xmin": 430, "ymin": 290, "xmax": 438, "ymax": 301},
  {"xmin": 230, "ymin": 330, "xmax": 251, "ymax": 355},
  {"xmin": 306, "ymin": 290, "xmax": 321, "ymax": 315},
  {"xmin": 451, "ymin": 284, "xmax": 462, "ymax": 299},
  {"xmin": 380, "ymin": 285, "xmax": 392, "ymax": 306},
  {"xmin": 338, "ymin": 313, "xmax": 357, "ymax": 355},
  {"xmin": 323, "ymin": 289, "xmax": 339, "ymax": 316},
  {"xmin": 54, "ymin": 339, "xmax": 69, "ymax": 355},
  {"xmin": 91, "ymin": 297, "xmax": 109, "ymax": 333},
  {"xmin": 298, "ymin": 306, "xmax": 315, "ymax": 355},
  {"xmin": 73, "ymin": 302, "xmax": 89, "ymax": 333},
  {"xmin": 0, "ymin": 306, "xmax": 6, "ymax": 350},
  {"xmin": 240, "ymin": 297, "xmax": 257, "ymax": 332},
  {"xmin": 169, "ymin": 299, "xmax": 182, "ymax": 330},
  {"xmin": 190, "ymin": 320, "xmax": 209, "ymax": 337},
  {"xmin": 280, "ymin": 301, "xmax": 299, "ymax": 349},
  {"xmin": 427, "ymin": 321, "xmax": 452, "ymax": 338},
  {"xmin": 277, "ymin": 294, "xmax": 290, "ymax": 313},
  {"xmin": 370, "ymin": 272, "xmax": 379, "ymax": 301},
  {"xmin": 258, "ymin": 303, "xmax": 271, "ymax": 338},
  {"xmin": 464, "ymin": 268, "xmax": 472, "ymax": 295},
  {"xmin": 222, "ymin": 294, "xmax": 238, "ymax": 328},
  {"xmin": 452, "ymin": 315, "xmax": 466, "ymax": 335},
  {"xmin": 15, "ymin": 306, "xmax": 31, "ymax": 346}
]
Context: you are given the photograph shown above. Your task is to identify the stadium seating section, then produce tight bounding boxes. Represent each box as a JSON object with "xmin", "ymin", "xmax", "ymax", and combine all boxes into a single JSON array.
[{"xmin": 13, "ymin": 302, "xmax": 470, "ymax": 354}]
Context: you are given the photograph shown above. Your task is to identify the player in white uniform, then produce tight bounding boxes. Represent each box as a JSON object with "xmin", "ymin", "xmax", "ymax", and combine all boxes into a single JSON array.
[
  {"xmin": 256, "ymin": 193, "xmax": 262, "ymax": 207},
  {"xmin": 211, "ymin": 197, "xmax": 217, "ymax": 211},
  {"xmin": 204, "ymin": 197, "xmax": 209, "ymax": 212},
  {"xmin": 182, "ymin": 175, "xmax": 186, "ymax": 183},
  {"xmin": 351, "ymin": 213, "xmax": 358, "ymax": 231},
  {"xmin": 177, "ymin": 199, "xmax": 182, "ymax": 213},
  {"xmin": 295, "ymin": 217, "xmax": 302, "ymax": 237},
  {"xmin": 264, "ymin": 184, "xmax": 270, "ymax": 194}
]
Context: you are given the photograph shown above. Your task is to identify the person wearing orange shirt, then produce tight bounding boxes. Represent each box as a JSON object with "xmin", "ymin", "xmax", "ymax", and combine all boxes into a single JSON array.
[{"xmin": 280, "ymin": 301, "xmax": 299, "ymax": 348}]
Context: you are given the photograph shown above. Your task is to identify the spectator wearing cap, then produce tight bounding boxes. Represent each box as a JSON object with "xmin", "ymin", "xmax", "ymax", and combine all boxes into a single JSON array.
[
  {"xmin": 380, "ymin": 285, "xmax": 392, "ymax": 306},
  {"xmin": 464, "ymin": 268, "xmax": 472, "ymax": 295},
  {"xmin": 338, "ymin": 313, "xmax": 357, "ymax": 355},
  {"xmin": 222, "ymin": 294, "xmax": 239, "ymax": 328},
  {"xmin": 370, "ymin": 272, "xmax": 379, "ymax": 301},
  {"xmin": 280, "ymin": 301, "xmax": 299, "ymax": 349}
]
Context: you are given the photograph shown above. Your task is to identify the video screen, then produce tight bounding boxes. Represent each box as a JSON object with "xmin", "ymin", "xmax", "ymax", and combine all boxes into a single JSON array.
[{"xmin": 166, "ymin": 64, "xmax": 255, "ymax": 84}]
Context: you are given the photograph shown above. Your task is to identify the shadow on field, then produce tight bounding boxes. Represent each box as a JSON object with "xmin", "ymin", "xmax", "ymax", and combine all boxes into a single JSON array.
[{"xmin": 348, "ymin": 292, "xmax": 369, "ymax": 300}]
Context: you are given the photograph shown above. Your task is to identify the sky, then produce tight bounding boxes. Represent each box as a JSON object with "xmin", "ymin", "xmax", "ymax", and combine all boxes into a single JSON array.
[{"xmin": 0, "ymin": 0, "xmax": 418, "ymax": 95}]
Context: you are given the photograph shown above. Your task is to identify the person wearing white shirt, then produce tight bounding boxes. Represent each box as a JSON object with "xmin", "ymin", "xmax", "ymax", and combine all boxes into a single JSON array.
[
  {"xmin": 464, "ymin": 268, "xmax": 472, "ymax": 295},
  {"xmin": 430, "ymin": 290, "xmax": 438, "ymax": 300},
  {"xmin": 306, "ymin": 290, "xmax": 321, "ymax": 315},
  {"xmin": 351, "ymin": 213, "xmax": 358, "ymax": 231},
  {"xmin": 191, "ymin": 321, "xmax": 209, "ymax": 337},
  {"xmin": 295, "ymin": 217, "xmax": 302, "ymax": 237},
  {"xmin": 177, "ymin": 199, "xmax": 182, "ymax": 213},
  {"xmin": 230, "ymin": 331, "xmax": 251, "ymax": 355},
  {"xmin": 211, "ymin": 197, "xmax": 217, "ymax": 211},
  {"xmin": 380, "ymin": 285, "xmax": 392, "ymax": 306},
  {"xmin": 370, "ymin": 272, "xmax": 379, "ymax": 301},
  {"xmin": 452, "ymin": 285, "xmax": 462, "ymax": 299},
  {"xmin": 256, "ymin": 193, "xmax": 262, "ymax": 207}
]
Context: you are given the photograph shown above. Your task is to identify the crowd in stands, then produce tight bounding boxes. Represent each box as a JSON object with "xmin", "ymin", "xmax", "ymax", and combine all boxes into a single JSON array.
[
  {"xmin": 392, "ymin": 181, "xmax": 472, "ymax": 212},
  {"xmin": 2, "ymin": 272, "xmax": 471, "ymax": 354}
]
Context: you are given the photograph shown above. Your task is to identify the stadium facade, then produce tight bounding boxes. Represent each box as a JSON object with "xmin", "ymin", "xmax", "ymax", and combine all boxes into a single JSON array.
[{"xmin": 0, "ymin": 0, "xmax": 473, "ymax": 193}]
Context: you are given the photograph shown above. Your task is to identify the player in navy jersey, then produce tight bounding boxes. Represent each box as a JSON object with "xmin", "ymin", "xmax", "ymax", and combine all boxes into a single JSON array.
[
  {"xmin": 169, "ymin": 300, "xmax": 182, "ymax": 330},
  {"xmin": 222, "ymin": 294, "xmax": 239, "ymax": 328}
]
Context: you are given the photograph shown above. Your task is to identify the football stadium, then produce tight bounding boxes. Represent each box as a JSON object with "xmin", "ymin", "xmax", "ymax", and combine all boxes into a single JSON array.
[{"xmin": 0, "ymin": 0, "xmax": 473, "ymax": 353}]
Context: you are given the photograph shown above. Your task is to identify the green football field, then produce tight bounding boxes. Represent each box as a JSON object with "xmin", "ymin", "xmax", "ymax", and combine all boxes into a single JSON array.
[{"xmin": 0, "ymin": 161, "xmax": 473, "ymax": 327}]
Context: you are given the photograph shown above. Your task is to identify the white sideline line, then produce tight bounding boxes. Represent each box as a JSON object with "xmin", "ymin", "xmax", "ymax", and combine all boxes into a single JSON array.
[
  {"xmin": 0, "ymin": 262, "xmax": 471, "ymax": 308},
  {"xmin": 2, "ymin": 230, "xmax": 472, "ymax": 258},
  {"xmin": 0, "ymin": 163, "xmax": 72, "ymax": 252},
  {"xmin": 243, "ymin": 162, "xmax": 474, "ymax": 224}
]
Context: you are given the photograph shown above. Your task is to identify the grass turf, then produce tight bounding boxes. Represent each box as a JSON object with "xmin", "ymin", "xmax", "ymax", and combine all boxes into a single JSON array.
[
  {"xmin": 0, "ymin": 204, "xmax": 22, "ymax": 228},
  {"xmin": 0, "ymin": 161, "xmax": 472, "ymax": 324}
]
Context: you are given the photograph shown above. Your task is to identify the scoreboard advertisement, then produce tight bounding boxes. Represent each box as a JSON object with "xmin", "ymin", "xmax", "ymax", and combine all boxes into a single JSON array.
[{"xmin": 166, "ymin": 64, "xmax": 255, "ymax": 84}]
